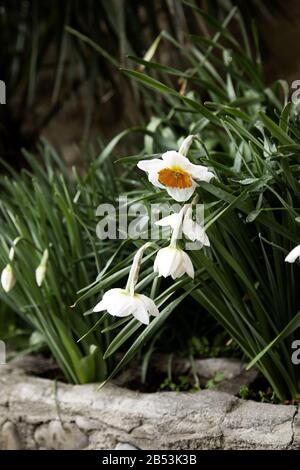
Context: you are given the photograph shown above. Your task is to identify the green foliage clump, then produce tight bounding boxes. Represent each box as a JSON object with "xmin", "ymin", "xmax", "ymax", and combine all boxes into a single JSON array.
[
  {"xmin": 79, "ymin": 4, "xmax": 300, "ymax": 400},
  {"xmin": 0, "ymin": 143, "xmax": 122, "ymax": 383}
]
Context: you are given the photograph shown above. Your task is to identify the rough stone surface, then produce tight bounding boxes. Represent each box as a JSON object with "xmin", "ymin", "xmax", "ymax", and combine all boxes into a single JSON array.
[
  {"xmin": 34, "ymin": 421, "xmax": 88, "ymax": 450},
  {"xmin": 222, "ymin": 400, "xmax": 298, "ymax": 449},
  {"xmin": 0, "ymin": 358, "xmax": 299, "ymax": 450},
  {"xmin": 115, "ymin": 442, "xmax": 139, "ymax": 450},
  {"xmin": 194, "ymin": 357, "xmax": 244, "ymax": 380},
  {"xmin": 292, "ymin": 409, "xmax": 300, "ymax": 447},
  {"xmin": 1, "ymin": 421, "xmax": 22, "ymax": 450}
]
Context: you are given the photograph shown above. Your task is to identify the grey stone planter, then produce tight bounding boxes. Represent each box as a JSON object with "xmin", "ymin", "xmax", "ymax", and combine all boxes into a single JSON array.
[{"xmin": 0, "ymin": 356, "xmax": 299, "ymax": 450}]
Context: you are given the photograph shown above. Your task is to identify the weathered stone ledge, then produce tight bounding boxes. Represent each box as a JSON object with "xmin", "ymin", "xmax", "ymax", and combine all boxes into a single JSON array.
[{"xmin": 0, "ymin": 357, "xmax": 299, "ymax": 450}]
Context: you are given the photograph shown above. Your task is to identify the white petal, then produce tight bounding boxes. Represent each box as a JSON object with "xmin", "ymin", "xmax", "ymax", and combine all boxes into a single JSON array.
[
  {"xmin": 101, "ymin": 288, "xmax": 125, "ymax": 305},
  {"xmin": 138, "ymin": 294, "xmax": 159, "ymax": 317},
  {"xmin": 109, "ymin": 302, "xmax": 133, "ymax": 317},
  {"xmin": 154, "ymin": 247, "xmax": 188, "ymax": 279},
  {"xmin": 93, "ymin": 299, "xmax": 108, "ymax": 312},
  {"xmin": 161, "ymin": 151, "xmax": 190, "ymax": 170},
  {"xmin": 170, "ymin": 253, "xmax": 186, "ymax": 279},
  {"xmin": 159, "ymin": 248, "xmax": 180, "ymax": 278},
  {"xmin": 199, "ymin": 229, "xmax": 210, "ymax": 246},
  {"xmin": 93, "ymin": 288, "xmax": 131, "ymax": 317},
  {"xmin": 183, "ymin": 208, "xmax": 210, "ymax": 246},
  {"xmin": 182, "ymin": 251, "xmax": 195, "ymax": 278},
  {"xmin": 155, "ymin": 213, "xmax": 181, "ymax": 228},
  {"xmin": 137, "ymin": 158, "xmax": 164, "ymax": 172},
  {"xmin": 137, "ymin": 159, "xmax": 165, "ymax": 189},
  {"xmin": 182, "ymin": 218, "xmax": 210, "ymax": 246},
  {"xmin": 132, "ymin": 298, "xmax": 150, "ymax": 324},
  {"xmin": 104, "ymin": 287, "xmax": 125, "ymax": 297},
  {"xmin": 182, "ymin": 218, "xmax": 198, "ymax": 241},
  {"xmin": 285, "ymin": 245, "xmax": 300, "ymax": 263},
  {"xmin": 166, "ymin": 182, "xmax": 197, "ymax": 202},
  {"xmin": 148, "ymin": 170, "xmax": 165, "ymax": 189},
  {"xmin": 153, "ymin": 249, "xmax": 166, "ymax": 277},
  {"xmin": 108, "ymin": 295, "xmax": 133, "ymax": 317},
  {"xmin": 154, "ymin": 247, "xmax": 172, "ymax": 277},
  {"xmin": 187, "ymin": 162, "xmax": 215, "ymax": 182}
]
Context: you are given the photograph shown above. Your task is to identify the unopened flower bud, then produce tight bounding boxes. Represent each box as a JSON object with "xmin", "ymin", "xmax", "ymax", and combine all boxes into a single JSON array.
[
  {"xmin": 178, "ymin": 135, "xmax": 196, "ymax": 157},
  {"xmin": 1, "ymin": 264, "xmax": 16, "ymax": 293},
  {"xmin": 35, "ymin": 249, "xmax": 49, "ymax": 287}
]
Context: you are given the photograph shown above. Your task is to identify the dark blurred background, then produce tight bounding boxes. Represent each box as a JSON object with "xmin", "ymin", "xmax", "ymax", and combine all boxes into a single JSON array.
[{"xmin": 0, "ymin": 0, "xmax": 299, "ymax": 167}]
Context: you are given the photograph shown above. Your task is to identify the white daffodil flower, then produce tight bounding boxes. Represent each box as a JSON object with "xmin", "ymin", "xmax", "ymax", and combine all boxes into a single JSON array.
[
  {"xmin": 137, "ymin": 136, "xmax": 215, "ymax": 202},
  {"xmin": 154, "ymin": 206, "xmax": 194, "ymax": 279},
  {"xmin": 154, "ymin": 246, "xmax": 194, "ymax": 280},
  {"xmin": 156, "ymin": 204, "xmax": 210, "ymax": 246},
  {"xmin": 1, "ymin": 264, "xmax": 16, "ymax": 293},
  {"xmin": 93, "ymin": 243, "xmax": 159, "ymax": 325},
  {"xmin": 35, "ymin": 249, "xmax": 49, "ymax": 287},
  {"xmin": 93, "ymin": 288, "xmax": 158, "ymax": 325},
  {"xmin": 285, "ymin": 245, "xmax": 300, "ymax": 263}
]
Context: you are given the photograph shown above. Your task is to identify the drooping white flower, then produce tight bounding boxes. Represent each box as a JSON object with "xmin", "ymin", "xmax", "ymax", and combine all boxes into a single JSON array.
[
  {"xmin": 93, "ymin": 243, "xmax": 159, "ymax": 325},
  {"xmin": 35, "ymin": 249, "xmax": 49, "ymax": 287},
  {"xmin": 154, "ymin": 246, "xmax": 194, "ymax": 280},
  {"xmin": 154, "ymin": 206, "xmax": 194, "ymax": 279},
  {"xmin": 93, "ymin": 288, "xmax": 159, "ymax": 325},
  {"xmin": 156, "ymin": 204, "xmax": 210, "ymax": 246},
  {"xmin": 285, "ymin": 245, "xmax": 300, "ymax": 263},
  {"xmin": 1, "ymin": 264, "xmax": 16, "ymax": 293},
  {"xmin": 137, "ymin": 136, "xmax": 215, "ymax": 202}
]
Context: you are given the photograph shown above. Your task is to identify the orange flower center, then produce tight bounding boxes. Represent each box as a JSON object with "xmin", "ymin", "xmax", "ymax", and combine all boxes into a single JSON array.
[{"xmin": 158, "ymin": 167, "xmax": 192, "ymax": 189}]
